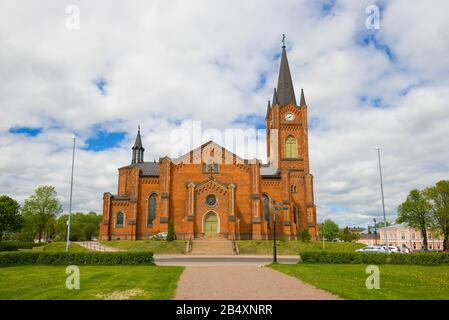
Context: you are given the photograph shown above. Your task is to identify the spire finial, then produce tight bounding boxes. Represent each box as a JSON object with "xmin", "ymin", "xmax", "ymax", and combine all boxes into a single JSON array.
[
  {"xmin": 138, "ymin": 125, "xmax": 140, "ymax": 132},
  {"xmin": 282, "ymin": 34, "xmax": 286, "ymax": 48}
]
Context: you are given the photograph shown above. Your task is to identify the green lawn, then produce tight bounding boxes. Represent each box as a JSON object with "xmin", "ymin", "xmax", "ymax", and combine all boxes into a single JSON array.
[
  {"xmin": 0, "ymin": 265, "xmax": 183, "ymax": 300},
  {"xmin": 270, "ymin": 263, "xmax": 449, "ymax": 300},
  {"xmin": 237, "ymin": 240, "xmax": 364, "ymax": 255},
  {"xmin": 101, "ymin": 240, "xmax": 186, "ymax": 254}
]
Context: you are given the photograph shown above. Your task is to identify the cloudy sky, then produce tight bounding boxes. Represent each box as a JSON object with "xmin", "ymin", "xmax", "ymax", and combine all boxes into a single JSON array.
[{"xmin": 1, "ymin": 0, "xmax": 449, "ymax": 227}]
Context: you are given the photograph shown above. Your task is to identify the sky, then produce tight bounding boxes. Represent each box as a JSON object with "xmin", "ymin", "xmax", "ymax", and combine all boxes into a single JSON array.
[{"xmin": 1, "ymin": 0, "xmax": 449, "ymax": 228}]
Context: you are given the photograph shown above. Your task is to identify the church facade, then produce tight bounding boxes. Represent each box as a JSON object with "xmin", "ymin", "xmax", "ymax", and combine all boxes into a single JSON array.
[{"xmin": 100, "ymin": 44, "xmax": 318, "ymax": 241}]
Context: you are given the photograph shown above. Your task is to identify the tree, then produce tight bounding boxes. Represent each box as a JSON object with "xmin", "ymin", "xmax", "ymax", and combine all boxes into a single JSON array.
[
  {"xmin": 21, "ymin": 186, "xmax": 62, "ymax": 242},
  {"xmin": 397, "ymin": 189, "xmax": 433, "ymax": 251},
  {"xmin": 167, "ymin": 221, "xmax": 175, "ymax": 241},
  {"xmin": 298, "ymin": 228, "xmax": 311, "ymax": 242},
  {"xmin": 321, "ymin": 219, "xmax": 339, "ymax": 241},
  {"xmin": 339, "ymin": 226, "xmax": 358, "ymax": 242},
  {"xmin": 425, "ymin": 180, "xmax": 449, "ymax": 251},
  {"xmin": 0, "ymin": 195, "xmax": 23, "ymax": 241}
]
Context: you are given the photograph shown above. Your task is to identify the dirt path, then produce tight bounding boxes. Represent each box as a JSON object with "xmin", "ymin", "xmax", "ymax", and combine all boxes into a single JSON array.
[{"xmin": 174, "ymin": 265, "xmax": 340, "ymax": 300}]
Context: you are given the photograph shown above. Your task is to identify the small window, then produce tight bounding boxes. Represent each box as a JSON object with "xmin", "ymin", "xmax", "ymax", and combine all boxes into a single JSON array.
[
  {"xmin": 202, "ymin": 162, "xmax": 219, "ymax": 173},
  {"xmin": 291, "ymin": 185, "xmax": 297, "ymax": 193},
  {"xmin": 116, "ymin": 212, "xmax": 124, "ymax": 228}
]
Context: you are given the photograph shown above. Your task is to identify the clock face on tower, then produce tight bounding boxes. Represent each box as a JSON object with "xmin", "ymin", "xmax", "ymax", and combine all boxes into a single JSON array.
[{"xmin": 285, "ymin": 112, "xmax": 295, "ymax": 121}]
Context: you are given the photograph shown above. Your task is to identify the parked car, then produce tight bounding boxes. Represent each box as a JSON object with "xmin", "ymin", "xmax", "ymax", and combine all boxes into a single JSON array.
[
  {"xmin": 400, "ymin": 247, "xmax": 411, "ymax": 254},
  {"xmin": 150, "ymin": 232, "xmax": 167, "ymax": 240},
  {"xmin": 355, "ymin": 246, "xmax": 389, "ymax": 253},
  {"xmin": 380, "ymin": 246, "xmax": 401, "ymax": 253}
]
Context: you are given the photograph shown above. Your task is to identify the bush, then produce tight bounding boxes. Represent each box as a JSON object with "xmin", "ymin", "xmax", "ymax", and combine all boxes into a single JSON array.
[
  {"xmin": 167, "ymin": 222, "xmax": 175, "ymax": 241},
  {"xmin": 298, "ymin": 229, "xmax": 311, "ymax": 242},
  {"xmin": 299, "ymin": 251, "xmax": 449, "ymax": 266},
  {"xmin": 0, "ymin": 251, "xmax": 154, "ymax": 266},
  {"xmin": 0, "ymin": 241, "xmax": 45, "ymax": 252}
]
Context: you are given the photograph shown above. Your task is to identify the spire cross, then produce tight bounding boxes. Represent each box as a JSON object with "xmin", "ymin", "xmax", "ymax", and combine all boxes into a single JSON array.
[{"xmin": 282, "ymin": 34, "xmax": 286, "ymax": 48}]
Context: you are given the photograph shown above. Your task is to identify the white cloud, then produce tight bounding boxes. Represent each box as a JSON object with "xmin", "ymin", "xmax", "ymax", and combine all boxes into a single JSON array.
[{"xmin": 1, "ymin": 0, "xmax": 449, "ymax": 228}]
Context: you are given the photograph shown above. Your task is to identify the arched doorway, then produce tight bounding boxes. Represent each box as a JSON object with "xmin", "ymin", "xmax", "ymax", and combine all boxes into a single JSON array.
[{"xmin": 204, "ymin": 212, "xmax": 218, "ymax": 237}]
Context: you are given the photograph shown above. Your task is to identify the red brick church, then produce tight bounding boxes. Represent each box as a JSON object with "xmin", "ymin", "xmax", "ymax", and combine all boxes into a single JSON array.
[{"xmin": 100, "ymin": 42, "xmax": 318, "ymax": 241}]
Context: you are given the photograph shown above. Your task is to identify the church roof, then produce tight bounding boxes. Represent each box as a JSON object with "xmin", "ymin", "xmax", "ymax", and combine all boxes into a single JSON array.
[
  {"xmin": 275, "ymin": 45, "xmax": 297, "ymax": 106},
  {"xmin": 120, "ymin": 162, "xmax": 160, "ymax": 176}
]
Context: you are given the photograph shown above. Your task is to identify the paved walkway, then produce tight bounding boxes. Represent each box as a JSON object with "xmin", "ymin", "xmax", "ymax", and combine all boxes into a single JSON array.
[
  {"xmin": 76, "ymin": 241, "xmax": 123, "ymax": 252},
  {"xmin": 174, "ymin": 265, "xmax": 340, "ymax": 300}
]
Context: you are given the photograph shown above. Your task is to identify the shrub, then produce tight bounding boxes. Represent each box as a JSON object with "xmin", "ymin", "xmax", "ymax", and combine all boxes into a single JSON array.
[
  {"xmin": 0, "ymin": 241, "xmax": 45, "ymax": 252},
  {"xmin": 299, "ymin": 251, "xmax": 449, "ymax": 266},
  {"xmin": 0, "ymin": 251, "xmax": 154, "ymax": 266},
  {"xmin": 298, "ymin": 229, "xmax": 311, "ymax": 242},
  {"xmin": 167, "ymin": 222, "xmax": 175, "ymax": 241}
]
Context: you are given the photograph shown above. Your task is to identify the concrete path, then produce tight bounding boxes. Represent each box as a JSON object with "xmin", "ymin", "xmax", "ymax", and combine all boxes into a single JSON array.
[
  {"xmin": 76, "ymin": 241, "xmax": 123, "ymax": 252},
  {"xmin": 174, "ymin": 265, "xmax": 340, "ymax": 300},
  {"xmin": 154, "ymin": 254, "xmax": 299, "ymax": 266}
]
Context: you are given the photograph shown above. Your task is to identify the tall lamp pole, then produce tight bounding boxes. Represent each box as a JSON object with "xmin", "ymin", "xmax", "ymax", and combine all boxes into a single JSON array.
[
  {"xmin": 373, "ymin": 147, "xmax": 388, "ymax": 248},
  {"xmin": 66, "ymin": 136, "xmax": 76, "ymax": 253}
]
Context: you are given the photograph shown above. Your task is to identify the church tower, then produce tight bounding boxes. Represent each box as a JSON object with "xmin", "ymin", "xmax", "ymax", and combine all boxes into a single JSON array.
[
  {"xmin": 131, "ymin": 126, "xmax": 144, "ymax": 164},
  {"xmin": 266, "ymin": 40, "xmax": 310, "ymax": 172},
  {"xmin": 265, "ymin": 37, "xmax": 317, "ymax": 237}
]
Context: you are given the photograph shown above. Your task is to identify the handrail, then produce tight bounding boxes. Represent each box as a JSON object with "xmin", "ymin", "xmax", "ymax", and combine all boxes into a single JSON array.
[{"xmin": 232, "ymin": 236, "xmax": 239, "ymax": 255}]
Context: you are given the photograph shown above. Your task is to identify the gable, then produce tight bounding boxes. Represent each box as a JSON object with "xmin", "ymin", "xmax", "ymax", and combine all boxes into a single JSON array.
[{"xmin": 172, "ymin": 140, "xmax": 246, "ymax": 165}]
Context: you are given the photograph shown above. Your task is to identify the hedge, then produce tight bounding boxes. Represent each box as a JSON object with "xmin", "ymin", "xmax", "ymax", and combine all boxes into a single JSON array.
[
  {"xmin": 299, "ymin": 251, "xmax": 449, "ymax": 266},
  {"xmin": 0, "ymin": 251, "xmax": 154, "ymax": 266},
  {"xmin": 0, "ymin": 241, "xmax": 46, "ymax": 252}
]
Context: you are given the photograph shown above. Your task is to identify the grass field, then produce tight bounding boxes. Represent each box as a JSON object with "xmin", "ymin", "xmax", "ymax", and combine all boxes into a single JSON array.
[
  {"xmin": 237, "ymin": 240, "xmax": 364, "ymax": 255},
  {"xmin": 101, "ymin": 240, "xmax": 187, "ymax": 254},
  {"xmin": 0, "ymin": 265, "xmax": 183, "ymax": 300},
  {"xmin": 270, "ymin": 263, "xmax": 449, "ymax": 300}
]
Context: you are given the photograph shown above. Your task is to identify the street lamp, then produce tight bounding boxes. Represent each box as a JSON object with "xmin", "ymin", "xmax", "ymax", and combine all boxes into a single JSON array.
[
  {"xmin": 66, "ymin": 136, "xmax": 76, "ymax": 253},
  {"xmin": 272, "ymin": 202, "xmax": 288, "ymax": 263},
  {"xmin": 373, "ymin": 147, "xmax": 389, "ymax": 248}
]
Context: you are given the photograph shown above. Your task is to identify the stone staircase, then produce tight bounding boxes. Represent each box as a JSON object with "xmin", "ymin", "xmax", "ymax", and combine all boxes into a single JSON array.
[{"xmin": 189, "ymin": 239, "xmax": 236, "ymax": 255}]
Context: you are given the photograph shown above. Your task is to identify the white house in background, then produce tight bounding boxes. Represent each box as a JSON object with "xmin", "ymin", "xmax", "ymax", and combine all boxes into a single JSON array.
[{"xmin": 376, "ymin": 223, "xmax": 444, "ymax": 251}]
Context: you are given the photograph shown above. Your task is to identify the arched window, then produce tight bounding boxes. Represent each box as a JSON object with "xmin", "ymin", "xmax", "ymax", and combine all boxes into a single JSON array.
[
  {"xmin": 285, "ymin": 136, "xmax": 297, "ymax": 158},
  {"xmin": 147, "ymin": 193, "xmax": 157, "ymax": 227},
  {"xmin": 293, "ymin": 207, "xmax": 298, "ymax": 226},
  {"xmin": 263, "ymin": 194, "xmax": 271, "ymax": 228},
  {"xmin": 116, "ymin": 212, "xmax": 124, "ymax": 228}
]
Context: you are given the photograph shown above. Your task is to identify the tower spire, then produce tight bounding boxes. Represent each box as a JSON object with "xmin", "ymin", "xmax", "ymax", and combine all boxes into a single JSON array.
[
  {"xmin": 272, "ymin": 88, "xmax": 279, "ymax": 106},
  {"xmin": 276, "ymin": 35, "xmax": 297, "ymax": 106},
  {"xmin": 131, "ymin": 126, "xmax": 145, "ymax": 164},
  {"xmin": 300, "ymin": 88, "xmax": 306, "ymax": 106},
  {"xmin": 265, "ymin": 100, "xmax": 271, "ymax": 119}
]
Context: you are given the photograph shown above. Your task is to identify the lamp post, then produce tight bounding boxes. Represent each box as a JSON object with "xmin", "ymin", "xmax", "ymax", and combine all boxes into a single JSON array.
[
  {"xmin": 273, "ymin": 202, "xmax": 288, "ymax": 263},
  {"xmin": 373, "ymin": 218, "xmax": 377, "ymax": 246},
  {"xmin": 66, "ymin": 136, "xmax": 76, "ymax": 253},
  {"xmin": 373, "ymin": 147, "xmax": 389, "ymax": 248}
]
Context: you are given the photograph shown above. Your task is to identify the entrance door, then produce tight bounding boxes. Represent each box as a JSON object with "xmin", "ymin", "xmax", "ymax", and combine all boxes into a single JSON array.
[{"xmin": 204, "ymin": 212, "xmax": 218, "ymax": 237}]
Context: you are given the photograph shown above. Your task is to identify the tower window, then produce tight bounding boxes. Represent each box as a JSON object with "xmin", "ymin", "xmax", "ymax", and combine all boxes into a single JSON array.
[
  {"xmin": 116, "ymin": 212, "xmax": 124, "ymax": 228},
  {"xmin": 291, "ymin": 185, "xmax": 297, "ymax": 193},
  {"xmin": 285, "ymin": 136, "xmax": 298, "ymax": 158},
  {"xmin": 147, "ymin": 193, "xmax": 157, "ymax": 227}
]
